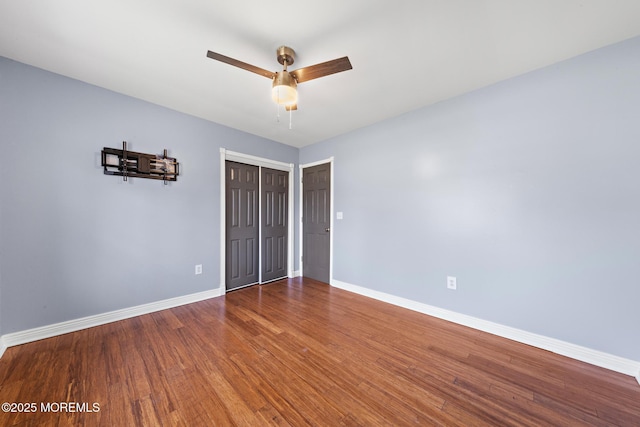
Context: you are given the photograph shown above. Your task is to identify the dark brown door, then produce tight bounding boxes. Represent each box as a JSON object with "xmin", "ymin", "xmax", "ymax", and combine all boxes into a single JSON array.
[
  {"xmin": 261, "ymin": 167, "xmax": 289, "ymax": 282},
  {"xmin": 303, "ymin": 163, "xmax": 331, "ymax": 283},
  {"xmin": 226, "ymin": 161, "xmax": 259, "ymax": 291}
]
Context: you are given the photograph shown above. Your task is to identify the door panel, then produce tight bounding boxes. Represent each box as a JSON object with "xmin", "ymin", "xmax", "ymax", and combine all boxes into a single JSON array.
[
  {"xmin": 262, "ymin": 167, "xmax": 288, "ymax": 282},
  {"xmin": 226, "ymin": 161, "xmax": 259, "ymax": 290},
  {"xmin": 303, "ymin": 163, "xmax": 331, "ymax": 283}
]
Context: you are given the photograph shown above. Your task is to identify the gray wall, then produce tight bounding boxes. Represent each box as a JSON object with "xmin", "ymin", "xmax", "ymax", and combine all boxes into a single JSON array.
[
  {"xmin": 301, "ymin": 36, "xmax": 640, "ymax": 361},
  {"xmin": 0, "ymin": 56, "xmax": 298, "ymax": 334}
]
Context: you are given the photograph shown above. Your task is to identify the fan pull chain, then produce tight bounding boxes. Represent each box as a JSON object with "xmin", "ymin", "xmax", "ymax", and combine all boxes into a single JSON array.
[{"xmin": 274, "ymin": 104, "xmax": 293, "ymax": 129}]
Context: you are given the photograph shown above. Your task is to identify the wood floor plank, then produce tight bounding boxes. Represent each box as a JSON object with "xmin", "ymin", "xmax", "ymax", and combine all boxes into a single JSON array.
[{"xmin": 0, "ymin": 277, "xmax": 639, "ymax": 426}]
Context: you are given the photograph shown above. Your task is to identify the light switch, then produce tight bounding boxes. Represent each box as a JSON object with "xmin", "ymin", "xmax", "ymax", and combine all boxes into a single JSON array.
[{"xmin": 337, "ymin": 212, "xmax": 343, "ymax": 220}]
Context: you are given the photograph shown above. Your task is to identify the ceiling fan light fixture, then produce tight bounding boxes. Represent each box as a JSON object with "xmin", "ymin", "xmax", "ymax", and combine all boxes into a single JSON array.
[
  {"xmin": 207, "ymin": 45, "xmax": 351, "ymax": 113},
  {"xmin": 272, "ymin": 71, "xmax": 298, "ymax": 106}
]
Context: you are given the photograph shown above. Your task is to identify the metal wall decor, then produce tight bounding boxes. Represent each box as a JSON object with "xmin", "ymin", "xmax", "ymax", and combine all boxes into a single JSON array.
[{"xmin": 101, "ymin": 141, "xmax": 179, "ymax": 184}]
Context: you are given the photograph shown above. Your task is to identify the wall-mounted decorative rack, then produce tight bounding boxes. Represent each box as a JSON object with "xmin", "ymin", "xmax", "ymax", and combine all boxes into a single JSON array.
[{"xmin": 101, "ymin": 141, "xmax": 179, "ymax": 184}]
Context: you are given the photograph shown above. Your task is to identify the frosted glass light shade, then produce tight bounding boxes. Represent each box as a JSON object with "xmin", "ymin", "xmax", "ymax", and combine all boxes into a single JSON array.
[{"xmin": 272, "ymin": 71, "xmax": 298, "ymax": 106}]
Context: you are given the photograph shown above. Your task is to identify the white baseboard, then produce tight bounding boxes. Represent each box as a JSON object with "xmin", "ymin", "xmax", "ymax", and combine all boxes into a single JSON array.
[
  {"xmin": 1, "ymin": 288, "xmax": 222, "ymax": 352},
  {"xmin": 292, "ymin": 270, "xmax": 301, "ymax": 278},
  {"xmin": 331, "ymin": 279, "xmax": 640, "ymax": 383}
]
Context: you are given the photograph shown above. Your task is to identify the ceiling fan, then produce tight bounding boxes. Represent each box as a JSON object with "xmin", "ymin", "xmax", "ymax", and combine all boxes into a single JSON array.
[{"xmin": 206, "ymin": 46, "xmax": 352, "ymax": 111}]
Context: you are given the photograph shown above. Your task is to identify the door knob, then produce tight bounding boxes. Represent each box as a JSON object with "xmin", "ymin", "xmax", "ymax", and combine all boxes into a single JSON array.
[{"xmin": 325, "ymin": 227, "xmax": 330, "ymax": 232}]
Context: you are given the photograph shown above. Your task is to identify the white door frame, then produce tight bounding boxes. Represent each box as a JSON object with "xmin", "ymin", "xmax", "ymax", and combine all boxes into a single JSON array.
[
  {"xmin": 220, "ymin": 148, "xmax": 295, "ymax": 294},
  {"xmin": 299, "ymin": 157, "xmax": 334, "ymax": 284}
]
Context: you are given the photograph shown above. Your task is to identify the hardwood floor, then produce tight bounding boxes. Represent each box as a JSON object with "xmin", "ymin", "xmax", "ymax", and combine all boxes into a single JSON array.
[{"xmin": 1, "ymin": 277, "xmax": 639, "ymax": 426}]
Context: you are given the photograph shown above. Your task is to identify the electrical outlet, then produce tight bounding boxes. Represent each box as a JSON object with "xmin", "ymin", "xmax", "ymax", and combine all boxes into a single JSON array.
[
  {"xmin": 195, "ymin": 264, "xmax": 203, "ymax": 275},
  {"xmin": 447, "ymin": 276, "xmax": 457, "ymax": 290}
]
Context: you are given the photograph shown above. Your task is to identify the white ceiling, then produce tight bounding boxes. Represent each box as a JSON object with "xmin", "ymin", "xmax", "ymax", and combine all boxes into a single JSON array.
[{"xmin": 2, "ymin": 1, "xmax": 640, "ymax": 148}]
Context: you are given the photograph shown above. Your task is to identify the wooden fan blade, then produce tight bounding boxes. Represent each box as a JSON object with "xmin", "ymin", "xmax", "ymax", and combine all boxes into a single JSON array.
[
  {"xmin": 285, "ymin": 104, "xmax": 298, "ymax": 111},
  {"xmin": 290, "ymin": 56, "xmax": 352, "ymax": 83},
  {"xmin": 206, "ymin": 50, "xmax": 275, "ymax": 79}
]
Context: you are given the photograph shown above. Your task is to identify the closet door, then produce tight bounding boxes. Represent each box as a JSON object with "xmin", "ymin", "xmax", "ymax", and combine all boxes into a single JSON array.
[
  {"xmin": 261, "ymin": 167, "xmax": 288, "ymax": 282},
  {"xmin": 226, "ymin": 161, "xmax": 259, "ymax": 291}
]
